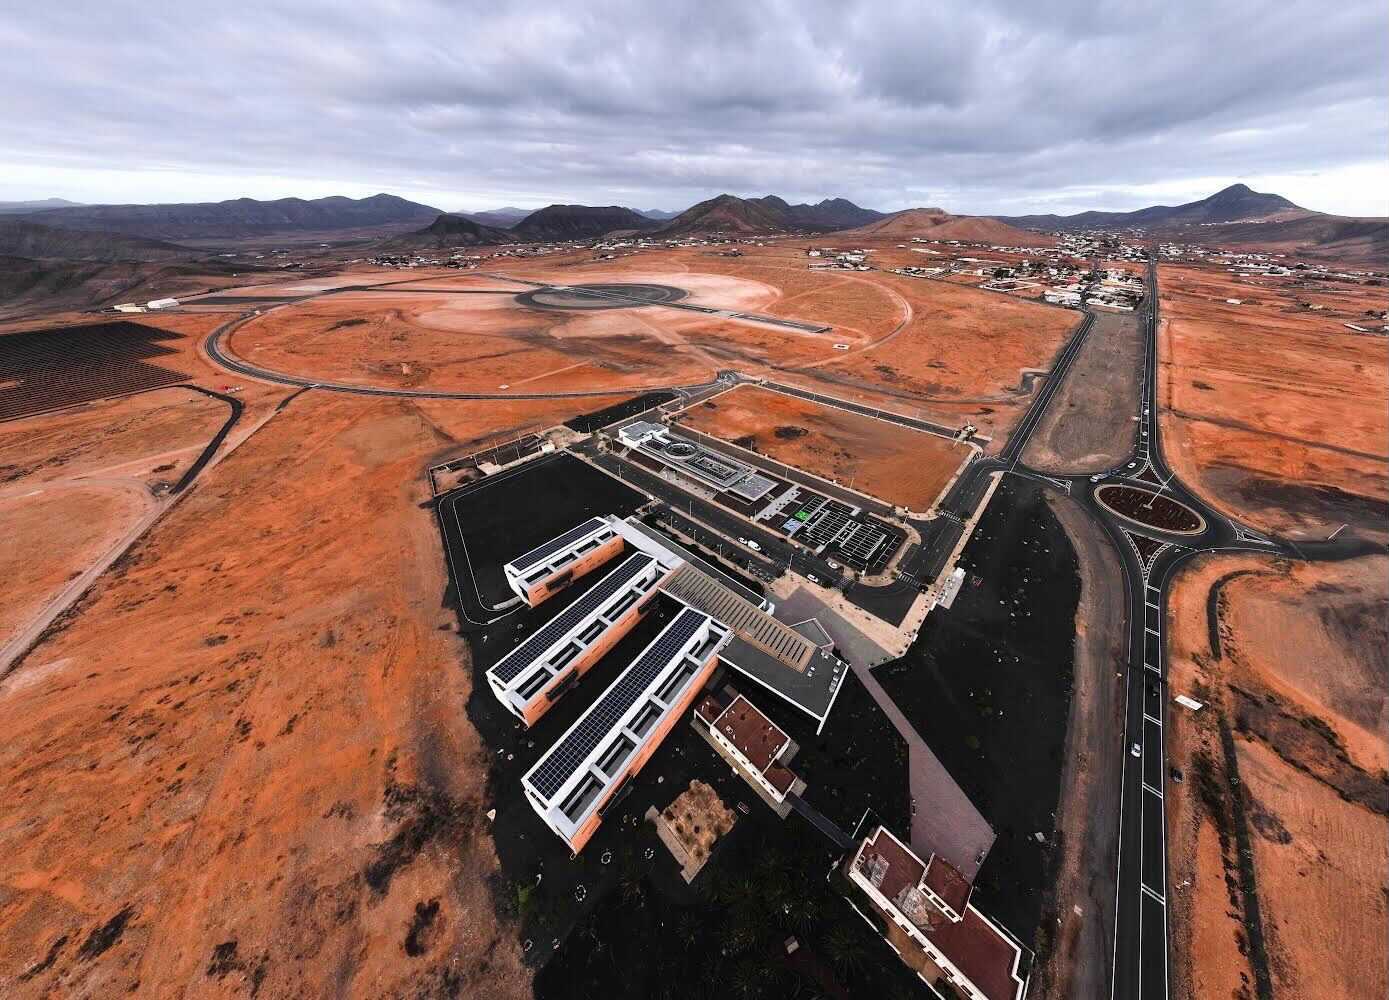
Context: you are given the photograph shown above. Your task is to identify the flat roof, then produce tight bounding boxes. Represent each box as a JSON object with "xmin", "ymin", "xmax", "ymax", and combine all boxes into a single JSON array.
[
  {"xmin": 925, "ymin": 854, "xmax": 973, "ymax": 918},
  {"xmin": 854, "ymin": 827, "xmax": 1024, "ymax": 1000},
  {"xmin": 720, "ymin": 637, "xmax": 845, "ymax": 725},
  {"xmin": 712, "ymin": 695, "xmax": 789, "ymax": 773},
  {"xmin": 615, "ymin": 518, "xmax": 766, "ymax": 607},
  {"xmin": 526, "ymin": 607, "xmax": 712, "ymax": 802},
  {"xmin": 507, "ymin": 516, "xmax": 608, "ymax": 574},
  {"xmin": 490, "ymin": 552, "xmax": 655, "ymax": 685},
  {"xmin": 662, "ymin": 562, "xmax": 811, "ymax": 669}
]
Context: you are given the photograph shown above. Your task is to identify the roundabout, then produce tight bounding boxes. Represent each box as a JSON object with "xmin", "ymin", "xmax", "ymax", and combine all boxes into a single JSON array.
[{"xmin": 1095, "ymin": 481, "xmax": 1206, "ymax": 535}]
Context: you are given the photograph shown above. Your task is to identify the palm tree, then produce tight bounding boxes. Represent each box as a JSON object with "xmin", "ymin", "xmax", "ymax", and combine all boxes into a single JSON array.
[{"xmin": 824, "ymin": 922, "xmax": 868, "ymax": 977}]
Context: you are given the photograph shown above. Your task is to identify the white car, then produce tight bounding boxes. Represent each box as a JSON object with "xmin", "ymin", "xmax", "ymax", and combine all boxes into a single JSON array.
[
  {"xmin": 1130, "ymin": 742, "xmax": 1142, "ymax": 758},
  {"xmin": 738, "ymin": 537, "xmax": 761, "ymax": 552},
  {"xmin": 807, "ymin": 574, "xmax": 821, "ymax": 585}
]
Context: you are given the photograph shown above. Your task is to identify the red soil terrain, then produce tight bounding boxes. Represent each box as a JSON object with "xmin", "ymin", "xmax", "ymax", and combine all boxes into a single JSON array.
[
  {"xmin": 676, "ymin": 384, "xmax": 970, "ymax": 510},
  {"xmin": 1158, "ymin": 262, "xmax": 1388, "ymax": 538},
  {"xmin": 0, "ymin": 390, "xmax": 607, "ymax": 997},
  {"xmin": 1165, "ymin": 554, "xmax": 1387, "ymax": 1000}
]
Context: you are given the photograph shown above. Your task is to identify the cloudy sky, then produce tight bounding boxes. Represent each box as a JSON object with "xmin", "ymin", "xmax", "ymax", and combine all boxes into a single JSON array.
[{"xmin": 3, "ymin": 1, "xmax": 1386, "ymax": 216}]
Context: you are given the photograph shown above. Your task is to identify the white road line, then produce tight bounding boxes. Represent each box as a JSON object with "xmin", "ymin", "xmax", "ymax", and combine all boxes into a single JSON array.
[
  {"xmin": 1145, "ymin": 662, "xmax": 1161, "ymax": 674},
  {"xmin": 1144, "ymin": 713, "xmax": 1162, "ymax": 727},
  {"xmin": 1143, "ymin": 782, "xmax": 1163, "ymax": 799},
  {"xmin": 1141, "ymin": 884, "xmax": 1166, "ymax": 905}
]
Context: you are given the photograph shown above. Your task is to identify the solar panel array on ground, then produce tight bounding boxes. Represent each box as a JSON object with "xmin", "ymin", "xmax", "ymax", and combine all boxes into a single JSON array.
[
  {"xmin": 0, "ymin": 321, "xmax": 188, "ymax": 422},
  {"xmin": 527, "ymin": 607, "xmax": 707, "ymax": 800},
  {"xmin": 798, "ymin": 501, "xmax": 858, "ymax": 548},
  {"xmin": 490, "ymin": 552, "xmax": 654, "ymax": 684},
  {"xmin": 509, "ymin": 516, "xmax": 608, "ymax": 572},
  {"xmin": 838, "ymin": 522, "xmax": 890, "ymax": 563}
]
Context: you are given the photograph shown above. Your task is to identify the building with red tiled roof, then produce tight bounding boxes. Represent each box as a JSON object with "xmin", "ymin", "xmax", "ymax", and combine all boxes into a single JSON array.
[
  {"xmin": 847, "ymin": 826, "xmax": 1027, "ymax": 1000},
  {"xmin": 697, "ymin": 693, "xmax": 800, "ymax": 803}
]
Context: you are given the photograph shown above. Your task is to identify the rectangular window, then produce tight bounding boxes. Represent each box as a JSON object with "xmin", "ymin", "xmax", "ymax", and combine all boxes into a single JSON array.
[
  {"xmin": 654, "ymin": 660, "xmax": 698, "ymax": 704},
  {"xmin": 559, "ymin": 774, "xmax": 604, "ymax": 821},
  {"xmin": 628, "ymin": 701, "xmax": 663, "ymax": 738},
  {"xmin": 595, "ymin": 735, "xmax": 635, "ymax": 776},
  {"xmin": 516, "ymin": 668, "xmax": 552, "ymax": 701}
]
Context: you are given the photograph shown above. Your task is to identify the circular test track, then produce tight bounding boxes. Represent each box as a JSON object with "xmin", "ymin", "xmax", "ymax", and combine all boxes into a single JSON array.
[
  {"xmin": 203, "ymin": 310, "xmax": 711, "ymax": 402},
  {"xmin": 514, "ymin": 282, "xmax": 688, "ymax": 311}
]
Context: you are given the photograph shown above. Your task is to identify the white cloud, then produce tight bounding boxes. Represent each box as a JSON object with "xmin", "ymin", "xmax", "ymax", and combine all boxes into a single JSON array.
[{"xmin": 1, "ymin": 0, "xmax": 1385, "ymax": 215}]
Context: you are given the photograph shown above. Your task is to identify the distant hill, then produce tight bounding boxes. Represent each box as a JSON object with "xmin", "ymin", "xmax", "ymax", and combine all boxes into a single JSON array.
[
  {"xmin": 0, "ymin": 197, "xmax": 84, "ymax": 215},
  {"xmin": 842, "ymin": 208, "xmax": 1055, "ymax": 246},
  {"xmin": 1001, "ymin": 183, "xmax": 1303, "ymax": 231},
  {"xmin": 1001, "ymin": 184, "xmax": 1387, "ymax": 263},
  {"xmin": 636, "ymin": 208, "xmax": 679, "ymax": 221},
  {"xmin": 457, "ymin": 206, "xmax": 532, "ymax": 228},
  {"xmin": 0, "ymin": 219, "xmax": 192, "ymax": 261},
  {"xmin": 657, "ymin": 194, "xmax": 884, "ymax": 236},
  {"xmin": 18, "ymin": 193, "xmax": 442, "ymax": 240},
  {"xmin": 510, "ymin": 204, "xmax": 659, "ymax": 241},
  {"xmin": 381, "ymin": 213, "xmax": 513, "ymax": 249}
]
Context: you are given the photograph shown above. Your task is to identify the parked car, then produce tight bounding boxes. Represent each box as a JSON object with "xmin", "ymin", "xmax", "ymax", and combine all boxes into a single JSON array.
[
  {"xmin": 738, "ymin": 537, "xmax": 761, "ymax": 552},
  {"xmin": 1130, "ymin": 742, "xmax": 1142, "ymax": 758}
]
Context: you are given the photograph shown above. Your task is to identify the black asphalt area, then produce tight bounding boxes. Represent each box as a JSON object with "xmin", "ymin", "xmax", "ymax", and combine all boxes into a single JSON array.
[{"xmin": 437, "ymin": 453, "xmax": 644, "ymax": 616}]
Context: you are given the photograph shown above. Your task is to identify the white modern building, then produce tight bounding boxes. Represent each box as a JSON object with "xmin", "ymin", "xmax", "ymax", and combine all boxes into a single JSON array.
[{"xmin": 521, "ymin": 608, "xmax": 731, "ymax": 852}]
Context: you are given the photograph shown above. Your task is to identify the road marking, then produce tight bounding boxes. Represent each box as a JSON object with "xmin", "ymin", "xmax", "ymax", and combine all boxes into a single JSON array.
[
  {"xmin": 1143, "ymin": 714, "xmax": 1162, "ymax": 727},
  {"xmin": 1141, "ymin": 884, "xmax": 1166, "ymax": 905},
  {"xmin": 1145, "ymin": 662, "xmax": 1161, "ymax": 674},
  {"xmin": 1145, "ymin": 627, "xmax": 1160, "ymax": 636},
  {"xmin": 1143, "ymin": 782, "xmax": 1163, "ymax": 798},
  {"xmin": 1146, "ymin": 601, "xmax": 1160, "ymax": 611}
]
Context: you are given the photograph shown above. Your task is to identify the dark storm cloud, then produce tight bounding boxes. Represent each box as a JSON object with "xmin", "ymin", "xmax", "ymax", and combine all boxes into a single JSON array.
[{"xmin": 2, "ymin": 0, "xmax": 1385, "ymax": 214}]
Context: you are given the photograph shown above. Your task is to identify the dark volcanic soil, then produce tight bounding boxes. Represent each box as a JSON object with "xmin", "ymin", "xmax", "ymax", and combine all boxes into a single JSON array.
[{"xmin": 877, "ymin": 478, "xmax": 1079, "ymax": 943}]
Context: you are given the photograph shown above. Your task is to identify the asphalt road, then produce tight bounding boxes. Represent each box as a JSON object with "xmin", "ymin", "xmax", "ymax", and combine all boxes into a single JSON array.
[{"xmin": 203, "ymin": 265, "xmax": 1381, "ymax": 996}]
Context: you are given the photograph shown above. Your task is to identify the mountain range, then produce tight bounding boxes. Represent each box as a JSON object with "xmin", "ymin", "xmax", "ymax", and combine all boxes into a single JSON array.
[
  {"xmin": 1001, "ymin": 184, "xmax": 1387, "ymax": 263},
  {"xmin": 13, "ymin": 193, "xmax": 441, "ymax": 240},
  {"xmin": 510, "ymin": 204, "xmax": 659, "ymax": 241},
  {"xmin": 0, "ymin": 197, "xmax": 85, "ymax": 214},
  {"xmin": 5, "ymin": 184, "xmax": 1382, "ymax": 263},
  {"xmin": 658, "ymin": 194, "xmax": 884, "ymax": 236}
]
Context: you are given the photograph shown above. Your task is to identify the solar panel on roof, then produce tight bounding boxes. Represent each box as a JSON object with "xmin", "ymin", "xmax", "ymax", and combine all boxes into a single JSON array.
[
  {"xmin": 527, "ymin": 608, "xmax": 706, "ymax": 800},
  {"xmin": 490, "ymin": 552, "xmax": 654, "ymax": 684},
  {"xmin": 509, "ymin": 517, "xmax": 607, "ymax": 572}
]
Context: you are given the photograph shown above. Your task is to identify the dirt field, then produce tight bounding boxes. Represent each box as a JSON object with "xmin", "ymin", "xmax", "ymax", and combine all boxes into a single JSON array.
[
  {"xmin": 1022, "ymin": 311, "xmax": 1142, "ymax": 473},
  {"xmin": 676, "ymin": 384, "xmax": 969, "ymax": 510},
  {"xmin": 1158, "ymin": 262, "xmax": 1389, "ymax": 538},
  {"xmin": 0, "ymin": 387, "xmax": 229, "ymax": 488},
  {"xmin": 1029, "ymin": 494, "xmax": 1126, "ymax": 1000},
  {"xmin": 0, "ymin": 485, "xmax": 149, "ymax": 644},
  {"xmin": 0, "ymin": 390, "xmax": 607, "ymax": 998},
  {"xmin": 773, "ymin": 267, "xmax": 1079, "ymax": 446},
  {"xmin": 1164, "ymin": 553, "xmax": 1388, "ymax": 999}
]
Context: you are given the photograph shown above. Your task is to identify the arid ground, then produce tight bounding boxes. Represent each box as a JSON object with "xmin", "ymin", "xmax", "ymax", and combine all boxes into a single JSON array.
[
  {"xmin": 201, "ymin": 244, "xmax": 1078, "ymax": 446},
  {"xmin": 1158, "ymin": 262, "xmax": 1389, "ymax": 539},
  {"xmin": 676, "ymin": 383, "xmax": 971, "ymax": 510},
  {"xmin": 1164, "ymin": 553, "xmax": 1388, "ymax": 1000},
  {"xmin": 1022, "ymin": 310, "xmax": 1142, "ymax": 473}
]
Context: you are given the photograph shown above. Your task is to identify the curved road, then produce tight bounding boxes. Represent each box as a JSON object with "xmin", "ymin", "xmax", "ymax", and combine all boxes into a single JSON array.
[{"xmin": 203, "ymin": 266, "xmax": 1378, "ymax": 999}]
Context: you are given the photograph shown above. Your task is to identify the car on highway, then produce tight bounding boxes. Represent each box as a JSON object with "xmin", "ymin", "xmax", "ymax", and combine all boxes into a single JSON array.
[
  {"xmin": 807, "ymin": 574, "xmax": 822, "ymax": 585},
  {"xmin": 1130, "ymin": 742, "xmax": 1142, "ymax": 758},
  {"xmin": 738, "ymin": 537, "xmax": 761, "ymax": 552},
  {"xmin": 1090, "ymin": 473, "xmax": 1106, "ymax": 483}
]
